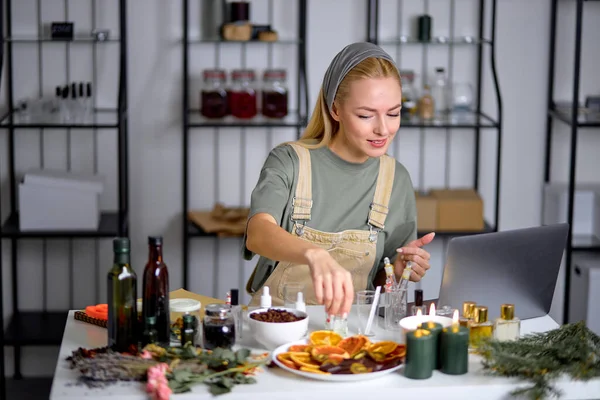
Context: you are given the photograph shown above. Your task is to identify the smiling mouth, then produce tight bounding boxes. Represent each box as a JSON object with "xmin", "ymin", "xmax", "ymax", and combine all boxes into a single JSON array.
[{"xmin": 368, "ymin": 138, "xmax": 387, "ymax": 145}]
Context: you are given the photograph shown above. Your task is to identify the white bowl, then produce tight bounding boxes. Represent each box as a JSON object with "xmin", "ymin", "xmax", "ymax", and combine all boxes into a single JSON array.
[{"xmin": 247, "ymin": 307, "xmax": 309, "ymax": 351}]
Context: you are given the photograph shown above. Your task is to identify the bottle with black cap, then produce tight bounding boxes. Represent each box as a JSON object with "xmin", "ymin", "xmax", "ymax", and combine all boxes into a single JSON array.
[
  {"xmin": 229, "ymin": 288, "xmax": 243, "ymax": 341},
  {"xmin": 412, "ymin": 289, "xmax": 426, "ymax": 316},
  {"xmin": 142, "ymin": 236, "xmax": 170, "ymax": 346},
  {"xmin": 107, "ymin": 237, "xmax": 138, "ymax": 353}
]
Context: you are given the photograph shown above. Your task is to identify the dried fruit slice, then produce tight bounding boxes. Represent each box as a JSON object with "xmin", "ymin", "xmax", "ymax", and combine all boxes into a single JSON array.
[
  {"xmin": 276, "ymin": 353, "xmax": 298, "ymax": 370},
  {"xmin": 289, "ymin": 352, "xmax": 321, "ymax": 369},
  {"xmin": 337, "ymin": 335, "xmax": 370, "ymax": 356},
  {"xmin": 379, "ymin": 344, "xmax": 406, "ymax": 363},
  {"xmin": 309, "ymin": 330, "xmax": 343, "ymax": 346},
  {"xmin": 311, "ymin": 345, "xmax": 349, "ymax": 362},
  {"xmin": 299, "ymin": 366, "xmax": 331, "ymax": 375},
  {"xmin": 367, "ymin": 341, "xmax": 400, "ymax": 362},
  {"xmin": 288, "ymin": 344, "xmax": 312, "ymax": 353},
  {"xmin": 350, "ymin": 362, "xmax": 372, "ymax": 374}
]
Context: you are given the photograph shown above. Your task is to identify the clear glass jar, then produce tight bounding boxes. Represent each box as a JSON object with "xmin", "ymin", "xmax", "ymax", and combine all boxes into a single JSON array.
[
  {"xmin": 200, "ymin": 69, "xmax": 228, "ymax": 119},
  {"xmin": 262, "ymin": 69, "xmax": 288, "ymax": 118},
  {"xmin": 400, "ymin": 70, "xmax": 417, "ymax": 118},
  {"xmin": 169, "ymin": 298, "xmax": 202, "ymax": 344},
  {"xmin": 229, "ymin": 69, "xmax": 257, "ymax": 119},
  {"xmin": 203, "ymin": 303, "xmax": 236, "ymax": 350}
]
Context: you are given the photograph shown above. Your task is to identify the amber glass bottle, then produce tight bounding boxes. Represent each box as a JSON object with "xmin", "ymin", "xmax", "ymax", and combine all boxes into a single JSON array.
[{"xmin": 142, "ymin": 236, "xmax": 170, "ymax": 346}]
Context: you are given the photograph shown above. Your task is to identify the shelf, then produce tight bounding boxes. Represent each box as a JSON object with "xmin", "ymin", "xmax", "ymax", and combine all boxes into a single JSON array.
[
  {"xmin": 548, "ymin": 107, "xmax": 600, "ymax": 128},
  {"xmin": 0, "ymin": 108, "xmax": 123, "ymax": 129},
  {"xmin": 186, "ymin": 38, "xmax": 301, "ymax": 45},
  {"xmin": 4, "ymin": 36, "xmax": 120, "ymax": 43},
  {"xmin": 187, "ymin": 218, "xmax": 495, "ymax": 238},
  {"xmin": 572, "ymin": 234, "xmax": 600, "ymax": 251},
  {"xmin": 401, "ymin": 110, "xmax": 499, "ymax": 128},
  {"xmin": 4, "ymin": 311, "xmax": 68, "ymax": 345},
  {"xmin": 0, "ymin": 211, "xmax": 126, "ymax": 238},
  {"xmin": 187, "ymin": 110, "xmax": 307, "ymax": 128},
  {"xmin": 379, "ymin": 37, "xmax": 491, "ymax": 46}
]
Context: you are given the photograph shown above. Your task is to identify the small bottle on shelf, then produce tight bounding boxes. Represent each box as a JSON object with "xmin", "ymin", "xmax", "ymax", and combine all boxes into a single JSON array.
[
  {"xmin": 418, "ymin": 85, "xmax": 434, "ymax": 120},
  {"xmin": 229, "ymin": 69, "xmax": 257, "ymax": 119},
  {"xmin": 469, "ymin": 306, "xmax": 493, "ymax": 349},
  {"xmin": 200, "ymin": 69, "xmax": 228, "ymax": 119},
  {"xmin": 261, "ymin": 69, "xmax": 288, "ymax": 118},
  {"xmin": 493, "ymin": 303, "xmax": 520, "ymax": 341}
]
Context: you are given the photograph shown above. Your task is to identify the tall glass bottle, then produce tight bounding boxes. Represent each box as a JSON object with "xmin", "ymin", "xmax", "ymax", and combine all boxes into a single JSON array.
[
  {"xmin": 142, "ymin": 236, "xmax": 170, "ymax": 346},
  {"xmin": 107, "ymin": 237, "xmax": 138, "ymax": 353}
]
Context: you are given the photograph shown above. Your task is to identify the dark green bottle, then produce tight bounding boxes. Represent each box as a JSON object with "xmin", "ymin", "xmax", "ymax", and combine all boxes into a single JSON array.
[
  {"xmin": 142, "ymin": 316, "xmax": 158, "ymax": 347},
  {"xmin": 181, "ymin": 314, "xmax": 197, "ymax": 347},
  {"xmin": 107, "ymin": 237, "xmax": 138, "ymax": 353}
]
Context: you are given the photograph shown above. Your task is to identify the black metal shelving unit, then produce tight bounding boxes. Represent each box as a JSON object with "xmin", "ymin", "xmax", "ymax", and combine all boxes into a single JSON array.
[
  {"xmin": 181, "ymin": 0, "xmax": 309, "ymax": 291},
  {"xmin": 543, "ymin": 0, "xmax": 600, "ymax": 325},
  {"xmin": 366, "ymin": 0, "xmax": 503, "ymax": 238},
  {"xmin": 0, "ymin": 0, "xmax": 129, "ymax": 393}
]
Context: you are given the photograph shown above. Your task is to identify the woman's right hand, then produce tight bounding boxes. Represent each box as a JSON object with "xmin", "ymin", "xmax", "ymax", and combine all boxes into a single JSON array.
[{"xmin": 304, "ymin": 248, "xmax": 354, "ymax": 317}]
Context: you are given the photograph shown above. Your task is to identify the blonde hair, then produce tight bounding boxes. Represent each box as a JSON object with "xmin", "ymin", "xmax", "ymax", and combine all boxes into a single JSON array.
[{"xmin": 296, "ymin": 57, "xmax": 401, "ymax": 149}]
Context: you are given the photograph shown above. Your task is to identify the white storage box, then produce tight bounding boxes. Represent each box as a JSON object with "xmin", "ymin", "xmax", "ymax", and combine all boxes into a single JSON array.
[
  {"xmin": 543, "ymin": 183, "xmax": 600, "ymax": 242},
  {"xmin": 18, "ymin": 169, "xmax": 104, "ymax": 231},
  {"xmin": 569, "ymin": 254, "xmax": 600, "ymax": 335}
]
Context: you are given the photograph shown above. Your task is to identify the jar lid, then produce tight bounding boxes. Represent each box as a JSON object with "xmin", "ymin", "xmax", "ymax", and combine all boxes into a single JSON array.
[
  {"xmin": 204, "ymin": 303, "xmax": 231, "ymax": 318},
  {"xmin": 232, "ymin": 69, "xmax": 255, "ymax": 81},
  {"xmin": 264, "ymin": 69, "xmax": 286, "ymax": 80},
  {"xmin": 170, "ymin": 298, "xmax": 201, "ymax": 313},
  {"xmin": 203, "ymin": 69, "xmax": 226, "ymax": 80}
]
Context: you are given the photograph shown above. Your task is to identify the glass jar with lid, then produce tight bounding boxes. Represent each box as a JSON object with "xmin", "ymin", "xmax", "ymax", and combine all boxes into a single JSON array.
[
  {"xmin": 200, "ymin": 69, "xmax": 228, "ymax": 119},
  {"xmin": 262, "ymin": 69, "xmax": 288, "ymax": 118},
  {"xmin": 170, "ymin": 298, "xmax": 202, "ymax": 344},
  {"xmin": 400, "ymin": 70, "xmax": 417, "ymax": 118},
  {"xmin": 203, "ymin": 303, "xmax": 236, "ymax": 350},
  {"xmin": 228, "ymin": 69, "xmax": 257, "ymax": 119}
]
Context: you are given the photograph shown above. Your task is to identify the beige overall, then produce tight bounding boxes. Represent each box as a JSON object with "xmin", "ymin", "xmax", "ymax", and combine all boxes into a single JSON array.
[{"xmin": 248, "ymin": 143, "xmax": 396, "ymax": 307}]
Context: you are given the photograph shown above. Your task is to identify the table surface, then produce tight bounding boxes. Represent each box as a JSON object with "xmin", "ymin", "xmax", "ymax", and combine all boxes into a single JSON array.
[{"xmin": 50, "ymin": 307, "xmax": 600, "ymax": 400}]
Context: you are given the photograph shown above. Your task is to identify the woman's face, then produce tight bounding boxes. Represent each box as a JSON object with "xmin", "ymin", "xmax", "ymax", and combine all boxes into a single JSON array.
[{"xmin": 330, "ymin": 77, "xmax": 401, "ymax": 163}]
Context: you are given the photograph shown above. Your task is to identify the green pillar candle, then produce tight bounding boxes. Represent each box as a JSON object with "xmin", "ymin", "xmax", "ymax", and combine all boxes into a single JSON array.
[
  {"xmin": 440, "ymin": 323, "xmax": 470, "ymax": 375},
  {"xmin": 419, "ymin": 320, "xmax": 443, "ymax": 370},
  {"xmin": 404, "ymin": 328, "xmax": 435, "ymax": 379}
]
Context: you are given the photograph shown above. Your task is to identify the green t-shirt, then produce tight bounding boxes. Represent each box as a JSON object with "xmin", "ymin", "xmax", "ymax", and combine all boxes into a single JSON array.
[{"xmin": 243, "ymin": 143, "xmax": 417, "ymax": 293}]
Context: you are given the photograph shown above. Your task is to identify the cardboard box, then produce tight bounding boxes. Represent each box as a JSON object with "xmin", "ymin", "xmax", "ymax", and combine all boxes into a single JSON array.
[
  {"xmin": 430, "ymin": 189, "xmax": 484, "ymax": 231},
  {"xmin": 415, "ymin": 191, "xmax": 437, "ymax": 231}
]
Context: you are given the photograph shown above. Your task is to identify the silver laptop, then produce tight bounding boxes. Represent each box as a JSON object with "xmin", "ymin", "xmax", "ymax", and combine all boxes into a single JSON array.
[{"xmin": 437, "ymin": 223, "xmax": 569, "ymax": 320}]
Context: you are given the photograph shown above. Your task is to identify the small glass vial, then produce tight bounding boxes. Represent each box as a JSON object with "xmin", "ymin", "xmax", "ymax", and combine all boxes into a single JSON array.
[
  {"xmin": 418, "ymin": 85, "xmax": 434, "ymax": 120},
  {"xmin": 460, "ymin": 301, "xmax": 476, "ymax": 328},
  {"xmin": 181, "ymin": 314, "xmax": 197, "ymax": 347},
  {"xmin": 261, "ymin": 69, "xmax": 288, "ymax": 118},
  {"xmin": 203, "ymin": 303, "xmax": 235, "ymax": 350},
  {"xmin": 469, "ymin": 306, "xmax": 493, "ymax": 349},
  {"xmin": 229, "ymin": 69, "xmax": 257, "ymax": 119},
  {"xmin": 493, "ymin": 303, "xmax": 520, "ymax": 341},
  {"xmin": 325, "ymin": 314, "xmax": 348, "ymax": 337},
  {"xmin": 201, "ymin": 69, "xmax": 228, "ymax": 119},
  {"xmin": 141, "ymin": 316, "xmax": 158, "ymax": 347},
  {"xmin": 411, "ymin": 289, "xmax": 427, "ymax": 316}
]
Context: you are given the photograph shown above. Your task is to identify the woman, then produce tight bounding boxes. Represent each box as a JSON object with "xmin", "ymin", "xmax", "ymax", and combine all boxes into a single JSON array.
[{"xmin": 243, "ymin": 42, "xmax": 435, "ymax": 317}]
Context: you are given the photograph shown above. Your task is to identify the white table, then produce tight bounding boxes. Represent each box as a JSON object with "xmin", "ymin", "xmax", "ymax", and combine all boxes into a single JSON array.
[{"xmin": 50, "ymin": 307, "xmax": 600, "ymax": 400}]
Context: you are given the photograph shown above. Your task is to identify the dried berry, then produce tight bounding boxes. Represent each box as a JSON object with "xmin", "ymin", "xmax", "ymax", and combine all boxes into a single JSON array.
[{"xmin": 250, "ymin": 308, "xmax": 305, "ymax": 323}]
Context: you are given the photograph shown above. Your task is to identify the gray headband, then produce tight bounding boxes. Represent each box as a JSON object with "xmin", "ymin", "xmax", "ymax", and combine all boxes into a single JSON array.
[{"xmin": 322, "ymin": 42, "xmax": 398, "ymax": 111}]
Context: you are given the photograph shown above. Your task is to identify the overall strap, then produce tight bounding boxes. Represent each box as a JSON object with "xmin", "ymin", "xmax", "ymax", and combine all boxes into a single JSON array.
[
  {"xmin": 288, "ymin": 144, "xmax": 313, "ymax": 230},
  {"xmin": 367, "ymin": 155, "xmax": 396, "ymax": 235}
]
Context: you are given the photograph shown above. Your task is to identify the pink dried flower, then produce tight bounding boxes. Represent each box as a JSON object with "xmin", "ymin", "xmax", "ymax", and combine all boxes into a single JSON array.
[
  {"xmin": 140, "ymin": 350, "xmax": 153, "ymax": 359},
  {"xmin": 154, "ymin": 382, "xmax": 172, "ymax": 400}
]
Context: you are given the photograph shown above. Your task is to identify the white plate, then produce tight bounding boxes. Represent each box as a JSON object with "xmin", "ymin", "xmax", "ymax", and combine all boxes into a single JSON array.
[{"xmin": 271, "ymin": 339, "xmax": 404, "ymax": 382}]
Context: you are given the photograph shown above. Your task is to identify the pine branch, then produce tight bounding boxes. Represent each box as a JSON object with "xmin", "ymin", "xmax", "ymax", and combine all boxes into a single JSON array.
[{"xmin": 476, "ymin": 321, "xmax": 600, "ymax": 399}]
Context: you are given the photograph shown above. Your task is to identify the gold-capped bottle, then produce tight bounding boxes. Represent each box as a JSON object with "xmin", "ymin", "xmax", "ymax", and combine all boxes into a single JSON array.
[
  {"xmin": 469, "ymin": 306, "xmax": 493, "ymax": 349},
  {"xmin": 493, "ymin": 304, "xmax": 520, "ymax": 341},
  {"xmin": 460, "ymin": 301, "xmax": 476, "ymax": 328}
]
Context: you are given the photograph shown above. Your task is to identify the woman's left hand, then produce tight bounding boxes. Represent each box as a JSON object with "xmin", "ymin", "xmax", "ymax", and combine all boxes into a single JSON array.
[{"xmin": 394, "ymin": 232, "xmax": 435, "ymax": 282}]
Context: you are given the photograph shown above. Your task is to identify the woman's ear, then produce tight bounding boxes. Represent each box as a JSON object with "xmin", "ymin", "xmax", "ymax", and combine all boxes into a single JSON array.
[{"xmin": 330, "ymin": 102, "xmax": 341, "ymax": 122}]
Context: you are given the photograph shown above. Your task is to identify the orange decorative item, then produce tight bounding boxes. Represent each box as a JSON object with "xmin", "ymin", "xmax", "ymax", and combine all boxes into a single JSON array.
[
  {"xmin": 337, "ymin": 335, "xmax": 371, "ymax": 357},
  {"xmin": 85, "ymin": 304, "xmax": 109, "ymax": 320},
  {"xmin": 309, "ymin": 330, "xmax": 343, "ymax": 346},
  {"xmin": 310, "ymin": 345, "xmax": 349, "ymax": 362}
]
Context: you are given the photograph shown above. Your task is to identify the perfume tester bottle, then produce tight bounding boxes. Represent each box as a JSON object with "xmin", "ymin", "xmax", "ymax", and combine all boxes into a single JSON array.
[
  {"xmin": 469, "ymin": 306, "xmax": 493, "ymax": 349},
  {"xmin": 460, "ymin": 301, "xmax": 476, "ymax": 328},
  {"xmin": 493, "ymin": 304, "xmax": 520, "ymax": 341}
]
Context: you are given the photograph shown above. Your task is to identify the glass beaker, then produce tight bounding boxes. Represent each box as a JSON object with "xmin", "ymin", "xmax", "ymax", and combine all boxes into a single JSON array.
[{"xmin": 384, "ymin": 287, "xmax": 407, "ymax": 331}]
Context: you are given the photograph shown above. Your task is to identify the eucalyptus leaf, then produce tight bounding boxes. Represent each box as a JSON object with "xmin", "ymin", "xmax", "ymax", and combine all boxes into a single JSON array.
[
  {"xmin": 172, "ymin": 369, "xmax": 194, "ymax": 383},
  {"xmin": 168, "ymin": 379, "xmax": 191, "ymax": 394},
  {"xmin": 235, "ymin": 348, "xmax": 251, "ymax": 364},
  {"xmin": 208, "ymin": 383, "xmax": 232, "ymax": 396}
]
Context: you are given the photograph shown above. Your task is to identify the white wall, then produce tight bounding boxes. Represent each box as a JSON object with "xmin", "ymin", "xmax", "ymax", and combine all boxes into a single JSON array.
[{"xmin": 1, "ymin": 0, "xmax": 599, "ymax": 377}]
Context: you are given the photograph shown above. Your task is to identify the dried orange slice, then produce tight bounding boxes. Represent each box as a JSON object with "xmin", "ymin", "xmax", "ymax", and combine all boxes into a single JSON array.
[
  {"xmin": 337, "ymin": 335, "xmax": 370, "ymax": 356},
  {"xmin": 310, "ymin": 345, "xmax": 349, "ymax": 362},
  {"xmin": 276, "ymin": 353, "xmax": 298, "ymax": 370},
  {"xmin": 350, "ymin": 362, "xmax": 372, "ymax": 374},
  {"xmin": 379, "ymin": 344, "xmax": 406, "ymax": 363},
  {"xmin": 309, "ymin": 330, "xmax": 343, "ymax": 346},
  {"xmin": 288, "ymin": 344, "xmax": 312, "ymax": 353},
  {"xmin": 289, "ymin": 352, "xmax": 321, "ymax": 369},
  {"xmin": 368, "ymin": 341, "xmax": 400, "ymax": 362},
  {"xmin": 299, "ymin": 366, "xmax": 331, "ymax": 375}
]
